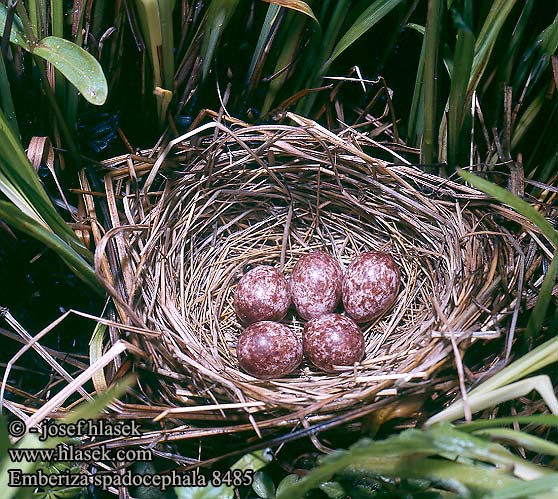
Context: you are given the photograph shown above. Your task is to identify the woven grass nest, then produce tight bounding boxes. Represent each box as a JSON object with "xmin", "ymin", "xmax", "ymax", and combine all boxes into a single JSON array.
[{"xmin": 94, "ymin": 113, "xmax": 545, "ymax": 431}]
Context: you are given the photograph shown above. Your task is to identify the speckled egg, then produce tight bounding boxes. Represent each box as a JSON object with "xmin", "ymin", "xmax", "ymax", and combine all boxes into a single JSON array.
[
  {"xmin": 289, "ymin": 251, "xmax": 342, "ymax": 320},
  {"xmin": 342, "ymin": 251, "xmax": 400, "ymax": 323},
  {"xmin": 237, "ymin": 321, "xmax": 303, "ymax": 378},
  {"xmin": 234, "ymin": 266, "xmax": 290, "ymax": 324},
  {"xmin": 303, "ymin": 313, "xmax": 365, "ymax": 372}
]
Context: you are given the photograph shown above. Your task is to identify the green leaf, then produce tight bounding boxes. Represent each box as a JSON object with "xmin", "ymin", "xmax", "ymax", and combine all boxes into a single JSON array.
[
  {"xmin": 457, "ymin": 169, "xmax": 558, "ymax": 248},
  {"xmin": 484, "ymin": 475, "xmax": 558, "ymax": 499},
  {"xmin": 327, "ymin": 0, "xmax": 405, "ymax": 64},
  {"xmin": 422, "ymin": 0, "xmax": 444, "ymax": 164},
  {"xmin": 175, "ymin": 484, "xmax": 232, "ymax": 499},
  {"xmin": 447, "ymin": 9, "xmax": 475, "ymax": 166},
  {"xmin": 232, "ymin": 449, "xmax": 273, "ymax": 472},
  {"xmin": 318, "ymin": 481, "xmax": 345, "ymax": 499},
  {"xmin": 252, "ymin": 471, "xmax": 276, "ymax": 498},
  {"xmin": 276, "ymin": 475, "xmax": 300, "ymax": 497},
  {"xmin": 473, "ymin": 428, "xmax": 558, "ymax": 456},
  {"xmin": 32, "ymin": 36, "xmax": 107, "ymax": 105},
  {"xmin": 467, "ymin": 0, "xmax": 519, "ymax": 102},
  {"xmin": 525, "ymin": 250, "xmax": 558, "ymax": 340},
  {"xmin": 261, "ymin": 0, "xmax": 317, "ymax": 23},
  {"xmin": 246, "ymin": 4, "xmax": 281, "ymax": 91},
  {"xmin": 275, "ymin": 425, "xmax": 539, "ymax": 499},
  {"xmin": 176, "ymin": 451, "xmax": 272, "ymax": 499},
  {"xmin": 0, "ymin": 4, "xmax": 29, "ymax": 48},
  {"xmin": 0, "ymin": 200, "xmax": 103, "ymax": 294},
  {"xmin": 0, "ymin": 108, "xmax": 94, "ymax": 265},
  {"xmin": 200, "ymin": 0, "xmax": 241, "ymax": 79},
  {"xmin": 459, "ymin": 415, "xmax": 558, "ymax": 432}
]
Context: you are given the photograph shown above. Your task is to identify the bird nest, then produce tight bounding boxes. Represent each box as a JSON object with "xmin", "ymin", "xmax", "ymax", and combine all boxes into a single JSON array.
[{"xmin": 91, "ymin": 113, "xmax": 545, "ymax": 431}]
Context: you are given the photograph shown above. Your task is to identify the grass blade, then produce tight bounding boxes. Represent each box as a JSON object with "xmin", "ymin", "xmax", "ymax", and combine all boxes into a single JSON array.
[
  {"xmin": 422, "ymin": 0, "xmax": 443, "ymax": 163},
  {"xmin": 459, "ymin": 415, "xmax": 558, "ymax": 432},
  {"xmin": 261, "ymin": 12, "xmax": 306, "ymax": 115},
  {"xmin": 512, "ymin": 10, "xmax": 558, "ymax": 98},
  {"xmin": 246, "ymin": 4, "xmax": 281, "ymax": 93},
  {"xmin": 466, "ymin": 0, "xmax": 518, "ymax": 106},
  {"xmin": 473, "ymin": 428, "xmax": 558, "ymax": 456},
  {"xmin": 0, "ymin": 53, "xmax": 19, "ymax": 136},
  {"xmin": 457, "ymin": 168, "xmax": 558, "ymax": 248},
  {"xmin": 326, "ymin": 0, "xmax": 405, "ymax": 66},
  {"xmin": 0, "ymin": 200, "xmax": 102, "ymax": 294},
  {"xmin": 0, "ymin": 3, "xmax": 29, "ymax": 48},
  {"xmin": 159, "ymin": 0, "xmax": 176, "ymax": 90},
  {"xmin": 200, "ymin": 0, "xmax": 241, "ymax": 80},
  {"xmin": 262, "ymin": 0, "xmax": 317, "ymax": 23},
  {"xmin": 407, "ymin": 23, "xmax": 426, "ymax": 145},
  {"xmin": 447, "ymin": 6, "xmax": 475, "ymax": 166},
  {"xmin": 275, "ymin": 424, "xmax": 558, "ymax": 499},
  {"xmin": 525, "ymin": 250, "xmax": 558, "ymax": 341},
  {"xmin": 484, "ymin": 475, "xmax": 558, "ymax": 499}
]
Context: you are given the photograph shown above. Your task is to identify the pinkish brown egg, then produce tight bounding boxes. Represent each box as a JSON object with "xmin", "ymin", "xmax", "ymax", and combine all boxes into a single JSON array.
[
  {"xmin": 237, "ymin": 321, "xmax": 303, "ymax": 378},
  {"xmin": 303, "ymin": 313, "xmax": 364, "ymax": 372},
  {"xmin": 234, "ymin": 266, "xmax": 290, "ymax": 324},
  {"xmin": 342, "ymin": 251, "xmax": 400, "ymax": 323},
  {"xmin": 289, "ymin": 251, "xmax": 342, "ymax": 320}
]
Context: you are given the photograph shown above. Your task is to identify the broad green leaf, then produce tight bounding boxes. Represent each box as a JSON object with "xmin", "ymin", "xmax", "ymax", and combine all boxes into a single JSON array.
[
  {"xmin": 252, "ymin": 471, "xmax": 275, "ymax": 498},
  {"xmin": 232, "ymin": 449, "xmax": 273, "ymax": 472},
  {"xmin": 262, "ymin": 0, "xmax": 317, "ymax": 23},
  {"xmin": 175, "ymin": 485, "xmax": 232, "ymax": 499},
  {"xmin": 0, "ymin": 4, "xmax": 29, "ymax": 48},
  {"xmin": 457, "ymin": 169, "xmax": 558, "ymax": 248},
  {"xmin": 32, "ymin": 36, "xmax": 107, "ymax": 105},
  {"xmin": 276, "ymin": 475, "xmax": 301, "ymax": 497},
  {"xmin": 318, "ymin": 481, "xmax": 345, "ymax": 499},
  {"xmin": 327, "ymin": 0, "xmax": 405, "ymax": 64},
  {"xmin": 176, "ymin": 450, "xmax": 272, "ymax": 499}
]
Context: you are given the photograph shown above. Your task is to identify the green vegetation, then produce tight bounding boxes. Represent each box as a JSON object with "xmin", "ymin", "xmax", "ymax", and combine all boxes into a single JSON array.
[{"xmin": 0, "ymin": 0, "xmax": 556, "ymax": 498}]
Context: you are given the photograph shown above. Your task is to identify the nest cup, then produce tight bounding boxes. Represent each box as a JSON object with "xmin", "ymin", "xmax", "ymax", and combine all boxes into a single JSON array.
[{"xmin": 96, "ymin": 117, "xmax": 541, "ymax": 426}]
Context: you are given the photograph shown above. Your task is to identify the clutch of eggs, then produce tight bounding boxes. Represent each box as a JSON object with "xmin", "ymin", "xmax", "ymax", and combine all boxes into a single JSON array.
[{"xmin": 233, "ymin": 251, "xmax": 401, "ymax": 378}]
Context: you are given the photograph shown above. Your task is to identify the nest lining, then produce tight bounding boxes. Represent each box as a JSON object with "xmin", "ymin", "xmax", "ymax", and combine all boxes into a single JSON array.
[{"xmin": 95, "ymin": 119, "xmax": 542, "ymax": 422}]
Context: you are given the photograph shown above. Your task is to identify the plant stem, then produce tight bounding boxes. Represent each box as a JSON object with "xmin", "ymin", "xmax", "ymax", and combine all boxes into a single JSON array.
[
  {"xmin": 33, "ymin": 55, "xmax": 81, "ymax": 168},
  {"xmin": 422, "ymin": 0, "xmax": 443, "ymax": 164}
]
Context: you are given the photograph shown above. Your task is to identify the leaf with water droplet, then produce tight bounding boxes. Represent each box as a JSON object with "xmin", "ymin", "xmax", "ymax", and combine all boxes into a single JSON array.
[
  {"xmin": 32, "ymin": 36, "xmax": 108, "ymax": 105},
  {"xmin": 0, "ymin": 3, "xmax": 29, "ymax": 49}
]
